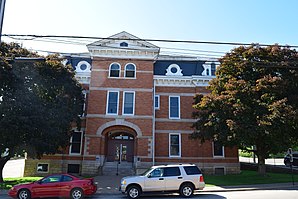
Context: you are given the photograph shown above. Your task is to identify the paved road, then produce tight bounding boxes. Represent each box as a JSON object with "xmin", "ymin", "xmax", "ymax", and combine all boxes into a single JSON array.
[{"xmin": 3, "ymin": 189, "xmax": 297, "ymax": 199}]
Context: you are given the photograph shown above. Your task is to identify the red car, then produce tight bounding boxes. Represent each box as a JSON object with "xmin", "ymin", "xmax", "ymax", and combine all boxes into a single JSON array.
[{"xmin": 8, "ymin": 173, "xmax": 97, "ymax": 199}]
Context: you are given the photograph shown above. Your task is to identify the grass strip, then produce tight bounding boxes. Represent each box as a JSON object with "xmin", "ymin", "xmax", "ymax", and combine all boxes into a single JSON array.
[{"xmin": 205, "ymin": 170, "xmax": 297, "ymax": 186}]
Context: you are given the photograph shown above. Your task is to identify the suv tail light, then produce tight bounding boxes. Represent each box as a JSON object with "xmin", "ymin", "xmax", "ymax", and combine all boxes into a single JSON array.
[{"xmin": 199, "ymin": 176, "xmax": 204, "ymax": 182}]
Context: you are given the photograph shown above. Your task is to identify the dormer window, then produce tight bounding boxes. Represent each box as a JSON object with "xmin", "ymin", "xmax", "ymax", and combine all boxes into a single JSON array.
[
  {"xmin": 125, "ymin": 63, "xmax": 136, "ymax": 78},
  {"xmin": 120, "ymin": 42, "xmax": 128, "ymax": 47},
  {"xmin": 109, "ymin": 63, "xmax": 121, "ymax": 77}
]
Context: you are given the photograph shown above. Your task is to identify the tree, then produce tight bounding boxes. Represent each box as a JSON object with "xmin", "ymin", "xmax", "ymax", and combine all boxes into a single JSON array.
[
  {"xmin": 191, "ymin": 45, "xmax": 298, "ymax": 175},
  {"xmin": 0, "ymin": 43, "xmax": 84, "ymax": 182}
]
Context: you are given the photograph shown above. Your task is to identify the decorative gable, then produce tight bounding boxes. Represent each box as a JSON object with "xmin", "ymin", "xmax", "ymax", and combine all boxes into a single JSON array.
[{"xmin": 87, "ymin": 31, "xmax": 160, "ymax": 59}]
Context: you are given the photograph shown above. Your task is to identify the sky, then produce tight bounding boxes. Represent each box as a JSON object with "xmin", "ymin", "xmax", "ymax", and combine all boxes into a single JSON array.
[{"xmin": 2, "ymin": 0, "xmax": 298, "ymax": 59}]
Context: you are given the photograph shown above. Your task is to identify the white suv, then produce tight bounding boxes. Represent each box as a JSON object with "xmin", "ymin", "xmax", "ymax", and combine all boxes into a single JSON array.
[{"xmin": 120, "ymin": 164, "xmax": 205, "ymax": 198}]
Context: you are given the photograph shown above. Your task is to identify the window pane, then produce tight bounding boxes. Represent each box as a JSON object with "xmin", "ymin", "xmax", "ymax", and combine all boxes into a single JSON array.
[
  {"xmin": 170, "ymin": 145, "xmax": 179, "ymax": 156},
  {"xmin": 170, "ymin": 134, "xmax": 180, "ymax": 156},
  {"xmin": 71, "ymin": 143, "xmax": 81, "ymax": 153},
  {"xmin": 183, "ymin": 166, "xmax": 201, "ymax": 175},
  {"xmin": 214, "ymin": 141, "xmax": 224, "ymax": 156},
  {"xmin": 163, "ymin": 167, "xmax": 181, "ymax": 177},
  {"xmin": 71, "ymin": 132, "xmax": 82, "ymax": 154},
  {"xmin": 110, "ymin": 64, "xmax": 120, "ymax": 77},
  {"xmin": 155, "ymin": 96, "xmax": 159, "ymax": 109},
  {"xmin": 170, "ymin": 97, "xmax": 179, "ymax": 118},
  {"xmin": 126, "ymin": 64, "xmax": 135, "ymax": 70},
  {"xmin": 125, "ymin": 64, "xmax": 135, "ymax": 78},
  {"xmin": 125, "ymin": 71, "xmax": 135, "ymax": 78},
  {"xmin": 110, "ymin": 70, "xmax": 119, "ymax": 77},
  {"xmin": 108, "ymin": 92, "xmax": 118, "ymax": 114},
  {"xmin": 72, "ymin": 132, "xmax": 81, "ymax": 142},
  {"xmin": 37, "ymin": 164, "xmax": 49, "ymax": 173},
  {"xmin": 67, "ymin": 164, "xmax": 80, "ymax": 174},
  {"xmin": 170, "ymin": 135, "xmax": 179, "ymax": 144},
  {"xmin": 150, "ymin": 168, "xmax": 163, "ymax": 177},
  {"xmin": 211, "ymin": 63, "xmax": 216, "ymax": 76},
  {"xmin": 123, "ymin": 92, "xmax": 134, "ymax": 114}
]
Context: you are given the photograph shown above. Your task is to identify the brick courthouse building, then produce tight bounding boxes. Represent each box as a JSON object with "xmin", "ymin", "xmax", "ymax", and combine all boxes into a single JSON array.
[{"xmin": 24, "ymin": 32, "xmax": 240, "ymax": 176}]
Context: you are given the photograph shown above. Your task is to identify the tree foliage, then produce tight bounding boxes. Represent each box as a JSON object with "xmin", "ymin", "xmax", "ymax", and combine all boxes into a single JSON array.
[
  {"xmin": 191, "ymin": 45, "xmax": 298, "ymax": 175},
  {"xmin": 0, "ymin": 43, "xmax": 84, "ymax": 182}
]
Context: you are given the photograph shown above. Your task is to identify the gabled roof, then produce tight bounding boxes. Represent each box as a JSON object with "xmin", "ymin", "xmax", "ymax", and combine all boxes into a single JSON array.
[
  {"xmin": 87, "ymin": 31, "xmax": 159, "ymax": 50},
  {"xmin": 86, "ymin": 31, "xmax": 160, "ymax": 59}
]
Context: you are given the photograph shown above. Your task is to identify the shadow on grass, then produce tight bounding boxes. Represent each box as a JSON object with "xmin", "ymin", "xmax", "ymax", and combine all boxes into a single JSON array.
[{"xmin": 205, "ymin": 170, "xmax": 297, "ymax": 187}]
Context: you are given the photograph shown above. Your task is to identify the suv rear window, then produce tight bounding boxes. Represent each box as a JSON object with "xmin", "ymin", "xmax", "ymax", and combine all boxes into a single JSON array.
[{"xmin": 183, "ymin": 166, "xmax": 202, "ymax": 175}]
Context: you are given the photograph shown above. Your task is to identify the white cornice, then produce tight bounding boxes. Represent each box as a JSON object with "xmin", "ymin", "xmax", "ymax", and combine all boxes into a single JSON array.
[
  {"xmin": 88, "ymin": 47, "xmax": 159, "ymax": 59},
  {"xmin": 154, "ymin": 75, "xmax": 214, "ymax": 87}
]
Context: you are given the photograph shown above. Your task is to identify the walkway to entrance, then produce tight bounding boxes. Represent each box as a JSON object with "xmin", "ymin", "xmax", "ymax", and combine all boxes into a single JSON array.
[{"xmin": 102, "ymin": 161, "xmax": 134, "ymax": 176}]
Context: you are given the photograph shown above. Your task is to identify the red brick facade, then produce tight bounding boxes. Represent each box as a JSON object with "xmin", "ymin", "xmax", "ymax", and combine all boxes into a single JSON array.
[{"xmin": 24, "ymin": 32, "xmax": 240, "ymax": 176}]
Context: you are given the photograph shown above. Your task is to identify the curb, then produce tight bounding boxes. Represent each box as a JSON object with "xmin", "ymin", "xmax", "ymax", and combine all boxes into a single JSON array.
[
  {"xmin": 1, "ymin": 184, "xmax": 297, "ymax": 196},
  {"xmin": 202, "ymin": 183, "xmax": 298, "ymax": 193}
]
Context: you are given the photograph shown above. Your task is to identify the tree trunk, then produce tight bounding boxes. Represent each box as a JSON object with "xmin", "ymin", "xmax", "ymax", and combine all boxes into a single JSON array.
[
  {"xmin": 0, "ymin": 157, "xmax": 10, "ymax": 183},
  {"xmin": 257, "ymin": 155, "xmax": 266, "ymax": 176}
]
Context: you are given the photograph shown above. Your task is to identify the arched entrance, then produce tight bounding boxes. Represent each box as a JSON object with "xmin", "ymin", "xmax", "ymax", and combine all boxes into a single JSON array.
[{"xmin": 106, "ymin": 132, "xmax": 135, "ymax": 162}]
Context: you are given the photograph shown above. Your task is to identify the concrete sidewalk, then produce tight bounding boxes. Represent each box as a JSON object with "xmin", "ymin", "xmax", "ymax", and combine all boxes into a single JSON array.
[
  {"xmin": 92, "ymin": 175, "xmax": 298, "ymax": 195},
  {"xmin": 1, "ymin": 175, "xmax": 297, "ymax": 197}
]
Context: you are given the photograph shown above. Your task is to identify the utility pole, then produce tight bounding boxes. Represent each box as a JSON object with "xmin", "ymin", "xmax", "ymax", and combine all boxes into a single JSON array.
[{"xmin": 0, "ymin": 0, "xmax": 6, "ymax": 43}]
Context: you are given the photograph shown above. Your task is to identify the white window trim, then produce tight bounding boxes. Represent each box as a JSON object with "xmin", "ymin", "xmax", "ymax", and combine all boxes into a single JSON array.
[
  {"xmin": 169, "ymin": 96, "xmax": 180, "ymax": 119},
  {"xmin": 212, "ymin": 141, "xmax": 225, "ymax": 158},
  {"xmin": 36, "ymin": 163, "xmax": 49, "ymax": 173},
  {"xmin": 106, "ymin": 91, "xmax": 119, "ymax": 115},
  {"xmin": 122, "ymin": 91, "xmax": 135, "ymax": 116},
  {"xmin": 155, "ymin": 95, "xmax": 160, "ymax": 110},
  {"xmin": 69, "ymin": 131, "xmax": 83, "ymax": 155},
  {"xmin": 169, "ymin": 133, "xmax": 181, "ymax": 157},
  {"xmin": 108, "ymin": 62, "xmax": 121, "ymax": 78},
  {"xmin": 124, "ymin": 63, "xmax": 136, "ymax": 79}
]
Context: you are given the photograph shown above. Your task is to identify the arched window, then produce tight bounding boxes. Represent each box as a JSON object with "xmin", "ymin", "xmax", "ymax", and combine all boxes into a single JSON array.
[
  {"xmin": 125, "ymin": 63, "xmax": 136, "ymax": 78},
  {"xmin": 109, "ymin": 63, "xmax": 121, "ymax": 77},
  {"xmin": 120, "ymin": 42, "xmax": 128, "ymax": 47}
]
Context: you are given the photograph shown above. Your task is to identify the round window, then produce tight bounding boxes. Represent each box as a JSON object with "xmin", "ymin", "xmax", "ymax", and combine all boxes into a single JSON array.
[
  {"xmin": 80, "ymin": 64, "xmax": 87, "ymax": 71},
  {"xmin": 171, "ymin": 67, "xmax": 177, "ymax": 73}
]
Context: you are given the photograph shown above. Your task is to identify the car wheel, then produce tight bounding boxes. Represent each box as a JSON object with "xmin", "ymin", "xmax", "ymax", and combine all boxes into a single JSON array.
[
  {"xmin": 17, "ymin": 189, "xmax": 31, "ymax": 199},
  {"xmin": 70, "ymin": 188, "xmax": 84, "ymax": 199},
  {"xmin": 180, "ymin": 183, "xmax": 194, "ymax": 197},
  {"xmin": 127, "ymin": 185, "xmax": 141, "ymax": 199},
  {"xmin": 285, "ymin": 161, "xmax": 291, "ymax": 167}
]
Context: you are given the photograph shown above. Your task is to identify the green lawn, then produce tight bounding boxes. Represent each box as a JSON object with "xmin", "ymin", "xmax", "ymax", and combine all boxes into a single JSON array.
[
  {"xmin": 0, "ymin": 177, "xmax": 42, "ymax": 189},
  {"xmin": 205, "ymin": 170, "xmax": 297, "ymax": 186}
]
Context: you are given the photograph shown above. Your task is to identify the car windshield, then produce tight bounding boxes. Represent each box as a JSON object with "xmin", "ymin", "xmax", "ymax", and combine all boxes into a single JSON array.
[{"xmin": 140, "ymin": 168, "xmax": 154, "ymax": 176}]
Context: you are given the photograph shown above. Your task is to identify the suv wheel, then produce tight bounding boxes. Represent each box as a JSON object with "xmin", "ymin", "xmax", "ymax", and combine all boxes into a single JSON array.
[
  {"xmin": 180, "ymin": 183, "xmax": 194, "ymax": 197},
  {"xmin": 127, "ymin": 185, "xmax": 141, "ymax": 199}
]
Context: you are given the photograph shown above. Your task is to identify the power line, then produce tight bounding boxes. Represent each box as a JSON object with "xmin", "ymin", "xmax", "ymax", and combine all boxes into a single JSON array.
[{"xmin": 3, "ymin": 34, "xmax": 298, "ymax": 48}]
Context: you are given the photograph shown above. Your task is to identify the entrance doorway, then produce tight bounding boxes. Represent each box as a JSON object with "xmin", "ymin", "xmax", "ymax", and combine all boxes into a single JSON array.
[{"xmin": 107, "ymin": 132, "xmax": 134, "ymax": 162}]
